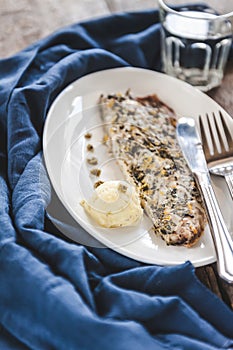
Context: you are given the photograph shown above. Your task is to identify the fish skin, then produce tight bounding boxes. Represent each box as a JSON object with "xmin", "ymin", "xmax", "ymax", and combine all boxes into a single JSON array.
[{"xmin": 99, "ymin": 92, "xmax": 206, "ymax": 247}]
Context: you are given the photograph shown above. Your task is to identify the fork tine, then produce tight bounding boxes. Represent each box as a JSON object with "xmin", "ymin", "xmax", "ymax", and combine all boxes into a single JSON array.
[
  {"xmin": 212, "ymin": 112, "xmax": 225, "ymax": 152},
  {"xmin": 199, "ymin": 115, "xmax": 211, "ymax": 159},
  {"xmin": 219, "ymin": 111, "xmax": 233, "ymax": 149},
  {"xmin": 206, "ymin": 113, "xmax": 219, "ymax": 155}
]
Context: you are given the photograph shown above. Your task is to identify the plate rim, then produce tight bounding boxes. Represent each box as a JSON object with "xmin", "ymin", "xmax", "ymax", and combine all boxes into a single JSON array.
[{"xmin": 43, "ymin": 67, "xmax": 219, "ymax": 267}]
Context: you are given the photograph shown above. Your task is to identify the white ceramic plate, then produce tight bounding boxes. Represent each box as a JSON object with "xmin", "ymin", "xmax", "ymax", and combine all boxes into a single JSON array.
[{"xmin": 43, "ymin": 67, "xmax": 233, "ymax": 267}]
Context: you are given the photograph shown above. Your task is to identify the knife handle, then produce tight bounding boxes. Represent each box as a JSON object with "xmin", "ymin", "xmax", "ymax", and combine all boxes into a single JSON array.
[{"xmin": 195, "ymin": 173, "xmax": 233, "ymax": 284}]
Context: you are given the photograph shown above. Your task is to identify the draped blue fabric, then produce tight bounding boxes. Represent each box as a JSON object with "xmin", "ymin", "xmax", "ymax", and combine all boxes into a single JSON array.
[{"xmin": 0, "ymin": 8, "xmax": 232, "ymax": 350}]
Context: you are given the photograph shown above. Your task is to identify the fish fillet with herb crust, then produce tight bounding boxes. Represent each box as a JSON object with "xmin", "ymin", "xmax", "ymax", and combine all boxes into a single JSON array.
[{"xmin": 99, "ymin": 91, "xmax": 206, "ymax": 247}]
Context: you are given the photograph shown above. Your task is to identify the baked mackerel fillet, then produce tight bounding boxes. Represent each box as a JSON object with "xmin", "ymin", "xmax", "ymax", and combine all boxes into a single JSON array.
[{"xmin": 99, "ymin": 91, "xmax": 206, "ymax": 247}]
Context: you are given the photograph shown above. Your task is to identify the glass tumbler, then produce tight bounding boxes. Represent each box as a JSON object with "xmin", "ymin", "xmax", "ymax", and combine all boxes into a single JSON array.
[{"xmin": 158, "ymin": 0, "xmax": 233, "ymax": 91}]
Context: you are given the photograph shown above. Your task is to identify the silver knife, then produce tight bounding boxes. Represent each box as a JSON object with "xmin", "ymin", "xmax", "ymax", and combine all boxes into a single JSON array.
[{"xmin": 177, "ymin": 117, "xmax": 233, "ymax": 283}]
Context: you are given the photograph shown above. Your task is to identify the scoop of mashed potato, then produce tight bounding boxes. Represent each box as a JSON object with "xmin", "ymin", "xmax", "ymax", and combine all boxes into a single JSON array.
[{"xmin": 81, "ymin": 180, "xmax": 143, "ymax": 228}]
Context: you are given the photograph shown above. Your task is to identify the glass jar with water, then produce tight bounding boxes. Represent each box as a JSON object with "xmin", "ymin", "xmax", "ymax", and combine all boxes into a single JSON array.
[{"xmin": 158, "ymin": 0, "xmax": 233, "ymax": 91}]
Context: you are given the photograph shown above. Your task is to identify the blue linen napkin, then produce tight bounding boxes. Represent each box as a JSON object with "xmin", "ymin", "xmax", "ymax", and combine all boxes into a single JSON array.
[{"xmin": 0, "ymin": 7, "xmax": 233, "ymax": 350}]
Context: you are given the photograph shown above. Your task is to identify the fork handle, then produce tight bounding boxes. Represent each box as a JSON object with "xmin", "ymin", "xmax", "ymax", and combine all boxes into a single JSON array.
[
  {"xmin": 225, "ymin": 174, "xmax": 233, "ymax": 201},
  {"xmin": 195, "ymin": 173, "xmax": 233, "ymax": 283}
]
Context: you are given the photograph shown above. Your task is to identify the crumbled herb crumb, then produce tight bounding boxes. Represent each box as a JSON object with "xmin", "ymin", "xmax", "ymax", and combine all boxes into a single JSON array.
[
  {"xmin": 90, "ymin": 168, "xmax": 101, "ymax": 177},
  {"xmin": 118, "ymin": 184, "xmax": 128, "ymax": 193},
  {"xmin": 87, "ymin": 157, "xmax": 98, "ymax": 165},
  {"xmin": 87, "ymin": 144, "xmax": 94, "ymax": 152},
  {"xmin": 102, "ymin": 134, "xmax": 109, "ymax": 144},
  {"xmin": 84, "ymin": 132, "xmax": 92, "ymax": 139},
  {"xmin": 94, "ymin": 180, "xmax": 104, "ymax": 189}
]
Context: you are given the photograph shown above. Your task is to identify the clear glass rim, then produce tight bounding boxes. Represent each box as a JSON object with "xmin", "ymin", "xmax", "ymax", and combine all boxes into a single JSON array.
[{"xmin": 158, "ymin": 0, "xmax": 233, "ymax": 21}]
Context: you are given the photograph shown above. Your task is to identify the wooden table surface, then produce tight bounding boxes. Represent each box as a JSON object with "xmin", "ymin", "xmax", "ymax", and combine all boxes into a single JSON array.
[{"xmin": 1, "ymin": 0, "xmax": 233, "ymax": 309}]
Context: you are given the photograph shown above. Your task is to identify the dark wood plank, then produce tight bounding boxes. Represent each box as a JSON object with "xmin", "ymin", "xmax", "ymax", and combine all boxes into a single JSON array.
[
  {"xmin": 0, "ymin": 0, "xmax": 110, "ymax": 58},
  {"xmin": 196, "ymin": 264, "xmax": 223, "ymax": 300},
  {"xmin": 0, "ymin": 0, "xmax": 232, "ymax": 58},
  {"xmin": 196, "ymin": 264, "xmax": 233, "ymax": 309},
  {"xmin": 208, "ymin": 61, "xmax": 233, "ymax": 117},
  {"xmin": 108, "ymin": 0, "xmax": 233, "ymax": 14}
]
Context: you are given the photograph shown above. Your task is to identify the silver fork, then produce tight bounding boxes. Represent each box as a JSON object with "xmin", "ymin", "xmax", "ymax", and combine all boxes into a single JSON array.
[{"xmin": 199, "ymin": 111, "xmax": 233, "ymax": 200}]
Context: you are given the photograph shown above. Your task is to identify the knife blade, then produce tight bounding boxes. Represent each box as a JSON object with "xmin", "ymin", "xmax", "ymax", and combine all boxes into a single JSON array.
[
  {"xmin": 176, "ymin": 117, "xmax": 233, "ymax": 283},
  {"xmin": 176, "ymin": 117, "xmax": 209, "ymax": 175}
]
